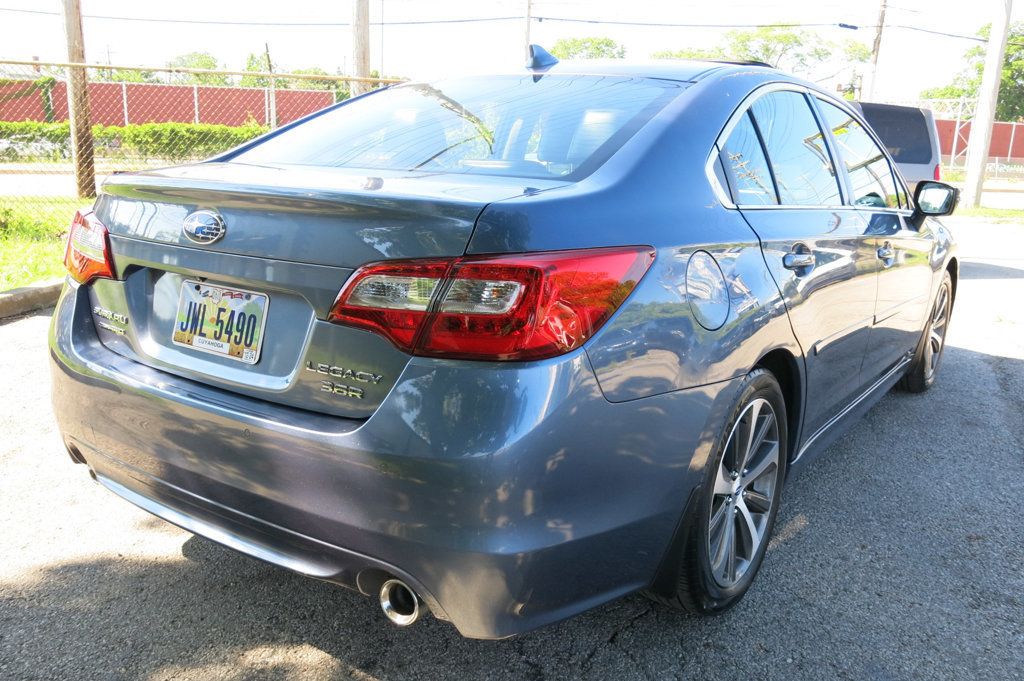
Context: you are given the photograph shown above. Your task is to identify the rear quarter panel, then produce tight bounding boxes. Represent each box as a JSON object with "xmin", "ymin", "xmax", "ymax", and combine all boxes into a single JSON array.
[{"xmin": 468, "ymin": 69, "xmax": 805, "ymax": 403}]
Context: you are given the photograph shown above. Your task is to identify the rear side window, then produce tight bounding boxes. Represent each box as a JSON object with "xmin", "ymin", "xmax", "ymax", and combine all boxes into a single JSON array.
[
  {"xmin": 720, "ymin": 112, "xmax": 777, "ymax": 205},
  {"xmin": 750, "ymin": 91, "xmax": 842, "ymax": 207},
  {"xmin": 818, "ymin": 101, "xmax": 901, "ymax": 209},
  {"xmin": 857, "ymin": 104, "xmax": 933, "ymax": 164},
  {"xmin": 229, "ymin": 75, "xmax": 682, "ymax": 180}
]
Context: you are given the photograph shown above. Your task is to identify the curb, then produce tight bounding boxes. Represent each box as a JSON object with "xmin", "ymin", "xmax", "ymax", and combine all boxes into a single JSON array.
[{"xmin": 0, "ymin": 279, "xmax": 64, "ymax": 319}]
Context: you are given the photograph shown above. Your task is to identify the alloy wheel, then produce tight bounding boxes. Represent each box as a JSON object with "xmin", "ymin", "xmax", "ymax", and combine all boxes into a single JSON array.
[
  {"xmin": 925, "ymin": 283, "xmax": 950, "ymax": 378},
  {"xmin": 708, "ymin": 398, "xmax": 780, "ymax": 588}
]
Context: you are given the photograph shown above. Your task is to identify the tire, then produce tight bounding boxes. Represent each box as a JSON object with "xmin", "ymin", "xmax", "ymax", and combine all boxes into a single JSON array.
[
  {"xmin": 899, "ymin": 270, "xmax": 953, "ymax": 393},
  {"xmin": 647, "ymin": 368, "xmax": 788, "ymax": 614}
]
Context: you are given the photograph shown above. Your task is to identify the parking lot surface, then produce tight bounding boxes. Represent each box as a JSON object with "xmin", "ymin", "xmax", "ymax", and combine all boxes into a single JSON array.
[{"xmin": 1, "ymin": 218, "xmax": 1022, "ymax": 680}]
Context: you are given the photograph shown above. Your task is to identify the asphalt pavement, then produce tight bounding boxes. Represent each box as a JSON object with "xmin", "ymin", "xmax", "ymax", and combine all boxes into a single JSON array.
[{"xmin": 0, "ymin": 217, "xmax": 1021, "ymax": 680}]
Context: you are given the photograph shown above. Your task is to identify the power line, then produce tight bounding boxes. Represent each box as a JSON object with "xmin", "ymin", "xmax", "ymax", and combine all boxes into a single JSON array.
[
  {"xmin": 1, "ymin": 6, "xmax": 1017, "ymax": 47},
  {"xmin": 534, "ymin": 17, "xmax": 847, "ymax": 28},
  {"xmin": 890, "ymin": 24, "xmax": 1024, "ymax": 48},
  {"xmin": 0, "ymin": 7, "xmax": 521, "ymax": 26},
  {"xmin": 0, "ymin": 7, "xmax": 880, "ymax": 30},
  {"xmin": 0, "ymin": 8, "xmax": 871, "ymax": 31}
]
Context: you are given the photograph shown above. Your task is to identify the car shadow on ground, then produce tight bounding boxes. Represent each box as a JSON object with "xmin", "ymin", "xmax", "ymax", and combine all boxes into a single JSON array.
[
  {"xmin": 958, "ymin": 260, "xmax": 1024, "ymax": 280},
  {"xmin": 2, "ymin": 345, "xmax": 1021, "ymax": 681}
]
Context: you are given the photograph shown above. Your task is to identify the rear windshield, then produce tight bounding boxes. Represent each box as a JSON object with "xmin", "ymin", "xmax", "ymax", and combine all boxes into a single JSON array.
[
  {"xmin": 229, "ymin": 75, "xmax": 684, "ymax": 180},
  {"xmin": 857, "ymin": 104, "xmax": 934, "ymax": 164}
]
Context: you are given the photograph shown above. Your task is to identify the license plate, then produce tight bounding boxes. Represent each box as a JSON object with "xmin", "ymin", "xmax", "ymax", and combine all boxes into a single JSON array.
[{"xmin": 171, "ymin": 280, "xmax": 269, "ymax": 364}]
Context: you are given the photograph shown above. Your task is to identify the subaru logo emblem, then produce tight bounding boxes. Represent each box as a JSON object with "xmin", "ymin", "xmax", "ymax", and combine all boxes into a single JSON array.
[{"xmin": 182, "ymin": 209, "xmax": 226, "ymax": 244}]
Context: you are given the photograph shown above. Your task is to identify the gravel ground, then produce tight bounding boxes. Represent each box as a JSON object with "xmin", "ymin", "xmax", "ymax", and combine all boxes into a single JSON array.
[{"xmin": 1, "ymin": 218, "xmax": 1021, "ymax": 681}]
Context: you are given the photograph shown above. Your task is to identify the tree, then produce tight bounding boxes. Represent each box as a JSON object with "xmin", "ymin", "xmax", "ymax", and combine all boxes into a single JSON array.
[
  {"xmin": 98, "ymin": 69, "xmax": 157, "ymax": 84},
  {"xmin": 653, "ymin": 27, "xmax": 867, "ymax": 80},
  {"xmin": 291, "ymin": 67, "xmax": 350, "ymax": 101},
  {"xmin": 166, "ymin": 52, "xmax": 229, "ymax": 86},
  {"xmin": 240, "ymin": 52, "xmax": 284, "ymax": 88},
  {"xmin": 289, "ymin": 67, "xmax": 333, "ymax": 89},
  {"xmin": 653, "ymin": 46, "xmax": 726, "ymax": 61},
  {"xmin": 920, "ymin": 23, "xmax": 1024, "ymax": 121},
  {"xmin": 550, "ymin": 37, "xmax": 625, "ymax": 60}
]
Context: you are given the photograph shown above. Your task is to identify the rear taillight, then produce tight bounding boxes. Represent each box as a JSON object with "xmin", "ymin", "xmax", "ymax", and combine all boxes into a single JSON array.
[
  {"xmin": 934, "ymin": 164, "xmax": 942, "ymax": 181},
  {"xmin": 329, "ymin": 246, "xmax": 655, "ymax": 361},
  {"xmin": 64, "ymin": 211, "xmax": 115, "ymax": 285}
]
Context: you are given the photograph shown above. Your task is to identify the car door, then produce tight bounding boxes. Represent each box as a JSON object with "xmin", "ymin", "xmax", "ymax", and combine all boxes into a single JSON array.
[
  {"xmin": 718, "ymin": 87, "xmax": 880, "ymax": 440},
  {"xmin": 815, "ymin": 99, "xmax": 935, "ymax": 383}
]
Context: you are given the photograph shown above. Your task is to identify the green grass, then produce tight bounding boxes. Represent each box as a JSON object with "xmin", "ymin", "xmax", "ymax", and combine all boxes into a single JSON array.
[
  {"xmin": 1, "ymin": 196, "xmax": 92, "ymax": 290},
  {"xmin": 0, "ymin": 196, "xmax": 91, "ymax": 240},
  {"xmin": 0, "ymin": 239, "xmax": 67, "ymax": 290},
  {"xmin": 953, "ymin": 206, "xmax": 1024, "ymax": 221},
  {"xmin": 942, "ymin": 168, "xmax": 965, "ymax": 183}
]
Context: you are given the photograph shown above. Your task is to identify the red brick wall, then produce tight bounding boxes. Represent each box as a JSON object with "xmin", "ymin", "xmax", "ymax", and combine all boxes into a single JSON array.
[
  {"xmin": 936, "ymin": 118, "xmax": 1024, "ymax": 160},
  {"xmin": 197, "ymin": 87, "xmax": 266, "ymax": 125},
  {"xmin": 88, "ymin": 82, "xmax": 126, "ymax": 125},
  {"xmin": 0, "ymin": 80, "xmax": 333, "ymax": 127}
]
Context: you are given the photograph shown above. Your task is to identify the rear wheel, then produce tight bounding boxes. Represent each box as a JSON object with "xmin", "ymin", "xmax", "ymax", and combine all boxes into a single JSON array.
[
  {"xmin": 648, "ymin": 368, "xmax": 788, "ymax": 614},
  {"xmin": 899, "ymin": 270, "xmax": 953, "ymax": 393}
]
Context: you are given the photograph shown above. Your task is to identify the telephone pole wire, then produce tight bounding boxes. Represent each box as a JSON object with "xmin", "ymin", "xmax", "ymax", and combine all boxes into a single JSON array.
[{"xmin": 964, "ymin": 0, "xmax": 1013, "ymax": 208}]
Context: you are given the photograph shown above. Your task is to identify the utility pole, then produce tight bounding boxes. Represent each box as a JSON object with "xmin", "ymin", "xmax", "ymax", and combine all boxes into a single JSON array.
[
  {"xmin": 864, "ymin": 0, "xmax": 887, "ymax": 101},
  {"xmin": 60, "ymin": 0, "xmax": 95, "ymax": 199},
  {"xmin": 351, "ymin": 0, "xmax": 371, "ymax": 96},
  {"xmin": 964, "ymin": 0, "xmax": 1013, "ymax": 208},
  {"xmin": 524, "ymin": 0, "xmax": 533, "ymax": 58},
  {"xmin": 264, "ymin": 42, "xmax": 277, "ymax": 129}
]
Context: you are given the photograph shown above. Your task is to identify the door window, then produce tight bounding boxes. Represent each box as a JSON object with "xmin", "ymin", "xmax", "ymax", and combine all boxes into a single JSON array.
[
  {"xmin": 749, "ymin": 91, "xmax": 842, "ymax": 207},
  {"xmin": 817, "ymin": 100, "xmax": 901, "ymax": 209},
  {"xmin": 720, "ymin": 112, "xmax": 777, "ymax": 205}
]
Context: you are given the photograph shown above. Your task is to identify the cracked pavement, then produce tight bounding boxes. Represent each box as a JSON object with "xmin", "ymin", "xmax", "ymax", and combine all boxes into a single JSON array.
[{"xmin": 1, "ymin": 217, "xmax": 1022, "ymax": 680}]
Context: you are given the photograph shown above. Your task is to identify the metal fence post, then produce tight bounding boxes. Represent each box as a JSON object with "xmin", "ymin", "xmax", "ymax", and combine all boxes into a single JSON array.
[
  {"xmin": 1008, "ymin": 121, "xmax": 1018, "ymax": 166},
  {"xmin": 121, "ymin": 81, "xmax": 128, "ymax": 125},
  {"xmin": 268, "ymin": 82, "xmax": 277, "ymax": 129},
  {"xmin": 265, "ymin": 43, "xmax": 277, "ymax": 129},
  {"xmin": 193, "ymin": 85, "xmax": 199, "ymax": 124},
  {"xmin": 951, "ymin": 98, "xmax": 963, "ymax": 169}
]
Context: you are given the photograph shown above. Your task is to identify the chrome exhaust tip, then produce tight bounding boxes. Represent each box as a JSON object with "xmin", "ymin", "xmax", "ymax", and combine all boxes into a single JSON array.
[{"xmin": 379, "ymin": 578, "xmax": 422, "ymax": 626}]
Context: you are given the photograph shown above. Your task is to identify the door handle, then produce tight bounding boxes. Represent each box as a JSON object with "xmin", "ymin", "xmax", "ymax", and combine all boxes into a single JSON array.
[{"xmin": 783, "ymin": 252, "xmax": 815, "ymax": 270}]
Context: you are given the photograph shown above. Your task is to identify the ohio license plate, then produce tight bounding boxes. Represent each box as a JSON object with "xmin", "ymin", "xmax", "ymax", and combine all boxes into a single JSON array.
[{"xmin": 171, "ymin": 280, "xmax": 269, "ymax": 364}]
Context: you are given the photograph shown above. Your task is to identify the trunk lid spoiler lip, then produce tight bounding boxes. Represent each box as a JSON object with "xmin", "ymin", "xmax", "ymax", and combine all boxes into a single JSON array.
[{"xmin": 100, "ymin": 162, "xmax": 572, "ymax": 209}]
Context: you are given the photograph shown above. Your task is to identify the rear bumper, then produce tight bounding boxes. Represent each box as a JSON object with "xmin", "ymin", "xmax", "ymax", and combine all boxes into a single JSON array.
[{"xmin": 50, "ymin": 281, "xmax": 741, "ymax": 638}]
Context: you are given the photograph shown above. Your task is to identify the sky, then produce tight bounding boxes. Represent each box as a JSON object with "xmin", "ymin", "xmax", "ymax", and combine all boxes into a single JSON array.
[{"xmin": 0, "ymin": 0, "xmax": 1020, "ymax": 102}]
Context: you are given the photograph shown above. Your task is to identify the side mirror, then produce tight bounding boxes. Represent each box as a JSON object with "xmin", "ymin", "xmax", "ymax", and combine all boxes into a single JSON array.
[{"xmin": 913, "ymin": 181, "xmax": 959, "ymax": 218}]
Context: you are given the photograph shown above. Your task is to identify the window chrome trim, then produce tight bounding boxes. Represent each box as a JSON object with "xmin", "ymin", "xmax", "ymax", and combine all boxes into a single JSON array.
[
  {"xmin": 738, "ymin": 203, "xmax": 852, "ymax": 211},
  {"xmin": 709, "ymin": 80, "xmax": 914, "ymax": 212},
  {"xmin": 705, "ymin": 144, "xmax": 736, "ymax": 208},
  {"xmin": 809, "ymin": 93, "xmax": 915, "ymax": 210}
]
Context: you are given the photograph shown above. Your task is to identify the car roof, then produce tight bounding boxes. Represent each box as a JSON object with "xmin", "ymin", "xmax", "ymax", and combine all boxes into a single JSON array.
[{"xmin": 528, "ymin": 58, "xmax": 775, "ymax": 83}]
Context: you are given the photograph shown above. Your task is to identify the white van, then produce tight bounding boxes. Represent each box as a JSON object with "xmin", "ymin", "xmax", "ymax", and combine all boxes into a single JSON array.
[{"xmin": 854, "ymin": 102, "xmax": 943, "ymax": 194}]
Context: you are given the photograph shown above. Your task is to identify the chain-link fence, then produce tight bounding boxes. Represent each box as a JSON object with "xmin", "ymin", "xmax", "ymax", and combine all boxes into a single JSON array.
[{"xmin": 0, "ymin": 59, "xmax": 397, "ymax": 289}]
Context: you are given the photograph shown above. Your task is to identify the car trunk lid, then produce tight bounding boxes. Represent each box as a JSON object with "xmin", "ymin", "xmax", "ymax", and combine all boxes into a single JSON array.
[{"xmin": 87, "ymin": 162, "xmax": 566, "ymax": 419}]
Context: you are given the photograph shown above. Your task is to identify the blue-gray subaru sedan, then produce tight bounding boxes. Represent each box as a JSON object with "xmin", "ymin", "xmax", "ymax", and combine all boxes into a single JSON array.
[{"xmin": 50, "ymin": 49, "xmax": 959, "ymax": 639}]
